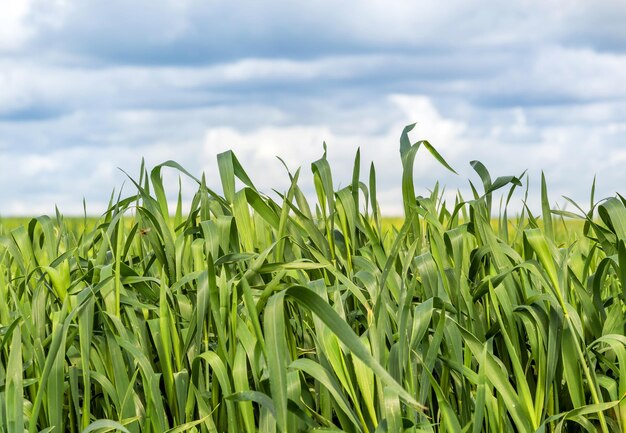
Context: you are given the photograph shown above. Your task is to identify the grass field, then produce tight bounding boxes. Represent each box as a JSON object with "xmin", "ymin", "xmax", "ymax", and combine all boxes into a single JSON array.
[{"xmin": 1, "ymin": 126, "xmax": 625, "ymax": 432}]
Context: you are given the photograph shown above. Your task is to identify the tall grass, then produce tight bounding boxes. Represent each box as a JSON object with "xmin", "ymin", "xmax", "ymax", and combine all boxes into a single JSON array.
[{"xmin": 1, "ymin": 125, "xmax": 626, "ymax": 433}]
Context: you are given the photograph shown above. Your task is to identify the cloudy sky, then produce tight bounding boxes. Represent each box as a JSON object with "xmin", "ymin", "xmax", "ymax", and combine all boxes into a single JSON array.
[{"xmin": 1, "ymin": 0, "xmax": 626, "ymax": 216}]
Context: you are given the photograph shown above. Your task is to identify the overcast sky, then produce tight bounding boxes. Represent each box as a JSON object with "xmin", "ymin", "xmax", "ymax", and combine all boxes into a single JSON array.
[{"xmin": 1, "ymin": 0, "xmax": 626, "ymax": 216}]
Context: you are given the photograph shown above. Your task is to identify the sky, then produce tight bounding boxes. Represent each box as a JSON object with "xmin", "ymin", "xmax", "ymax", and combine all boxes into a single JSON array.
[{"xmin": 1, "ymin": 0, "xmax": 626, "ymax": 216}]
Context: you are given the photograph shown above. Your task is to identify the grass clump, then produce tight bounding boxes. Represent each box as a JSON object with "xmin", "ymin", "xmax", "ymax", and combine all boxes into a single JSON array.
[{"xmin": 1, "ymin": 124, "xmax": 626, "ymax": 433}]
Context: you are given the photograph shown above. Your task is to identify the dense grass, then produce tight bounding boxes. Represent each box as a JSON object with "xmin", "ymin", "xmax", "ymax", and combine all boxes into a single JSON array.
[
  {"xmin": 0, "ymin": 217, "xmax": 99, "ymax": 236},
  {"xmin": 1, "ymin": 125, "xmax": 626, "ymax": 433}
]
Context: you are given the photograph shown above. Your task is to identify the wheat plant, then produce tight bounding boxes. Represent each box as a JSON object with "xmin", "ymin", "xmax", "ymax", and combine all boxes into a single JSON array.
[{"xmin": 1, "ymin": 124, "xmax": 626, "ymax": 432}]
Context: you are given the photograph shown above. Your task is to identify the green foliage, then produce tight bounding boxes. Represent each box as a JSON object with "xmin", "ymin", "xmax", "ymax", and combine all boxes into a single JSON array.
[{"xmin": 1, "ymin": 127, "xmax": 625, "ymax": 433}]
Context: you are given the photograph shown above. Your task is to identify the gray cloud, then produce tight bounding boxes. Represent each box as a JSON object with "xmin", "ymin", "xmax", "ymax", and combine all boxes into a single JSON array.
[
  {"xmin": 1, "ymin": 1, "xmax": 626, "ymax": 216},
  {"xmin": 16, "ymin": 0, "xmax": 626, "ymax": 65}
]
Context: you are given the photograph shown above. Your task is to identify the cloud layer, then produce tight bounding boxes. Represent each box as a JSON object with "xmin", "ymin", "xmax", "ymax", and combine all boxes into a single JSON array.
[{"xmin": 1, "ymin": 1, "xmax": 626, "ymax": 215}]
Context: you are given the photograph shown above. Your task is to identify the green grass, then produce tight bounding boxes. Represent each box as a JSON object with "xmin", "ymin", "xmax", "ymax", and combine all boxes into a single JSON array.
[
  {"xmin": 1, "ymin": 125, "xmax": 626, "ymax": 433},
  {"xmin": 0, "ymin": 216, "xmax": 99, "ymax": 235}
]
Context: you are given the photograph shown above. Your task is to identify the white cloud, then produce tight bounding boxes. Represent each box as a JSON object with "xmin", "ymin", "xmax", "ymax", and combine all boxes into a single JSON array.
[
  {"xmin": 2, "ymin": 90, "xmax": 626, "ymax": 217},
  {"xmin": 0, "ymin": 0, "xmax": 33, "ymax": 50},
  {"xmin": 200, "ymin": 95, "xmax": 473, "ymax": 215},
  {"xmin": 2, "ymin": 1, "xmax": 626, "ymax": 217},
  {"xmin": 2, "ymin": 94, "xmax": 467, "ymax": 215}
]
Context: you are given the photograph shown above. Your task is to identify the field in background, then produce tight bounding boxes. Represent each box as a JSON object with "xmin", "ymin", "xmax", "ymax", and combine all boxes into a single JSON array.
[
  {"xmin": 0, "ymin": 216, "xmax": 99, "ymax": 235},
  {"xmin": 1, "ymin": 128, "xmax": 625, "ymax": 433},
  {"xmin": 1, "ymin": 215, "xmax": 586, "ymax": 239}
]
